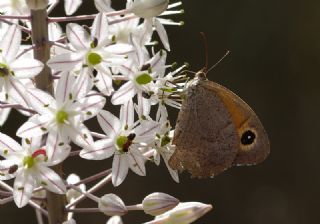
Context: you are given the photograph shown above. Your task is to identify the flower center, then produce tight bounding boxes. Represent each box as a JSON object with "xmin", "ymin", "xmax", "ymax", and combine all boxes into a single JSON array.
[
  {"xmin": 116, "ymin": 136, "xmax": 128, "ymax": 152},
  {"xmin": 136, "ymin": 73, "xmax": 153, "ymax": 85},
  {"xmin": 87, "ymin": 52, "xmax": 102, "ymax": 66},
  {"xmin": 116, "ymin": 133, "xmax": 136, "ymax": 153},
  {"xmin": 23, "ymin": 149, "xmax": 47, "ymax": 169},
  {"xmin": 56, "ymin": 110, "xmax": 69, "ymax": 124},
  {"xmin": 0, "ymin": 63, "xmax": 10, "ymax": 77},
  {"xmin": 23, "ymin": 156, "xmax": 35, "ymax": 169}
]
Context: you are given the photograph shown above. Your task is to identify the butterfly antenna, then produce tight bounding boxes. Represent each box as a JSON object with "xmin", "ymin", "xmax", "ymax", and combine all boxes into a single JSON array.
[
  {"xmin": 199, "ymin": 32, "xmax": 209, "ymax": 73},
  {"xmin": 206, "ymin": 50, "xmax": 230, "ymax": 74}
]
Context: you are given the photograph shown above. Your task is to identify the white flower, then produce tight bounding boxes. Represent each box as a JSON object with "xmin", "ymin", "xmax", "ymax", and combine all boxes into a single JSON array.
[
  {"xmin": 47, "ymin": 13, "xmax": 133, "ymax": 96},
  {"xmin": 152, "ymin": 121, "xmax": 179, "ymax": 183},
  {"xmin": 0, "ymin": 133, "xmax": 66, "ymax": 208},
  {"xmin": 0, "ymin": 25, "xmax": 44, "ymax": 108},
  {"xmin": 128, "ymin": 0, "xmax": 169, "ymax": 19},
  {"xmin": 146, "ymin": 202, "xmax": 213, "ymax": 224},
  {"xmin": 112, "ymin": 50, "xmax": 167, "ymax": 105},
  {"xmin": 17, "ymin": 71, "xmax": 105, "ymax": 153},
  {"xmin": 80, "ymin": 101, "xmax": 160, "ymax": 186}
]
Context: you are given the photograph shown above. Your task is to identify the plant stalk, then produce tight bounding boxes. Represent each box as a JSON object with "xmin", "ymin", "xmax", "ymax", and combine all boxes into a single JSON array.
[{"xmin": 30, "ymin": 9, "xmax": 67, "ymax": 224}]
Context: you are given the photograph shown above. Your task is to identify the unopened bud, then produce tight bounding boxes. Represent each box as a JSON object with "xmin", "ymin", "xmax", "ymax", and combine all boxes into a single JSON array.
[
  {"xmin": 99, "ymin": 194, "xmax": 128, "ymax": 216},
  {"xmin": 148, "ymin": 202, "xmax": 212, "ymax": 224},
  {"xmin": 142, "ymin": 192, "xmax": 179, "ymax": 216},
  {"xmin": 128, "ymin": 0, "xmax": 169, "ymax": 19},
  {"xmin": 106, "ymin": 216, "xmax": 123, "ymax": 224},
  {"xmin": 66, "ymin": 174, "xmax": 86, "ymax": 203},
  {"xmin": 25, "ymin": 0, "xmax": 49, "ymax": 10},
  {"xmin": 62, "ymin": 219, "xmax": 76, "ymax": 224}
]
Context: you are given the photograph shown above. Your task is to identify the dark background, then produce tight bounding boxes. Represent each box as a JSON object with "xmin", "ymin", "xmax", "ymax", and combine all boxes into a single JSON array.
[{"xmin": 1, "ymin": 0, "xmax": 320, "ymax": 223}]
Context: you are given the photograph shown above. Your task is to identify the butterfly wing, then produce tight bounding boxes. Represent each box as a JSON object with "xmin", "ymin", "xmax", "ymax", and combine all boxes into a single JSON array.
[
  {"xmin": 203, "ymin": 80, "xmax": 270, "ymax": 166},
  {"xmin": 169, "ymin": 79, "xmax": 239, "ymax": 178}
]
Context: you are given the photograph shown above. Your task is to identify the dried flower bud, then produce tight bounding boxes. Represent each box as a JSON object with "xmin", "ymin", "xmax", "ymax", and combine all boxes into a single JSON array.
[
  {"xmin": 25, "ymin": 0, "xmax": 49, "ymax": 10},
  {"xmin": 128, "ymin": 0, "xmax": 169, "ymax": 19},
  {"xmin": 99, "ymin": 194, "xmax": 128, "ymax": 216},
  {"xmin": 142, "ymin": 192, "xmax": 179, "ymax": 216},
  {"xmin": 147, "ymin": 202, "xmax": 213, "ymax": 224}
]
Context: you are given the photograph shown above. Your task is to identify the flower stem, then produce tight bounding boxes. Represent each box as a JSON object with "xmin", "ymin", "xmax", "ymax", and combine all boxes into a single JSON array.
[{"xmin": 30, "ymin": 9, "xmax": 66, "ymax": 224}]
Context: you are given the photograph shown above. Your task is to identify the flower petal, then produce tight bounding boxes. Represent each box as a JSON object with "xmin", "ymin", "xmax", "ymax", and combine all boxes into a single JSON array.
[
  {"xmin": 120, "ymin": 99, "xmax": 134, "ymax": 128},
  {"xmin": 95, "ymin": 69, "xmax": 113, "ymax": 96},
  {"xmin": 111, "ymin": 82, "xmax": 135, "ymax": 105},
  {"xmin": 47, "ymin": 52, "xmax": 84, "ymax": 72},
  {"xmin": 92, "ymin": 12, "xmax": 109, "ymax": 42},
  {"xmin": 128, "ymin": 148, "xmax": 146, "ymax": 176},
  {"xmin": 94, "ymin": 0, "xmax": 112, "ymax": 12},
  {"xmin": 46, "ymin": 129, "xmax": 71, "ymax": 165},
  {"xmin": 10, "ymin": 58, "xmax": 44, "ymax": 79},
  {"xmin": 0, "ymin": 25, "xmax": 21, "ymax": 62},
  {"xmin": 67, "ymin": 23, "xmax": 90, "ymax": 51},
  {"xmin": 97, "ymin": 110, "xmax": 121, "ymax": 139},
  {"xmin": 0, "ymin": 132, "xmax": 23, "ymax": 155},
  {"xmin": 64, "ymin": 123, "xmax": 94, "ymax": 149},
  {"xmin": 13, "ymin": 171, "xmax": 36, "ymax": 208},
  {"xmin": 35, "ymin": 165, "xmax": 66, "ymax": 194},
  {"xmin": 0, "ymin": 159, "xmax": 18, "ymax": 180},
  {"xmin": 112, "ymin": 154, "xmax": 129, "ymax": 187},
  {"xmin": 55, "ymin": 72, "xmax": 76, "ymax": 106},
  {"xmin": 27, "ymin": 88, "xmax": 56, "ymax": 115},
  {"xmin": 17, "ymin": 114, "xmax": 51, "ymax": 138},
  {"xmin": 65, "ymin": 0, "xmax": 82, "ymax": 15},
  {"xmin": 72, "ymin": 67, "xmax": 93, "ymax": 100},
  {"xmin": 80, "ymin": 138, "xmax": 115, "ymax": 160},
  {"xmin": 6, "ymin": 78, "xmax": 30, "ymax": 108},
  {"xmin": 71, "ymin": 94, "xmax": 106, "ymax": 121},
  {"xmin": 154, "ymin": 18, "xmax": 170, "ymax": 51}
]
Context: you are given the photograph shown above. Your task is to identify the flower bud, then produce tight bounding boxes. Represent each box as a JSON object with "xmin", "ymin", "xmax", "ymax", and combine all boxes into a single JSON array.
[
  {"xmin": 148, "ymin": 202, "xmax": 213, "ymax": 224},
  {"xmin": 142, "ymin": 192, "xmax": 179, "ymax": 216},
  {"xmin": 62, "ymin": 219, "xmax": 76, "ymax": 224},
  {"xmin": 66, "ymin": 174, "xmax": 86, "ymax": 203},
  {"xmin": 128, "ymin": 0, "xmax": 169, "ymax": 19},
  {"xmin": 106, "ymin": 216, "xmax": 123, "ymax": 224},
  {"xmin": 99, "ymin": 194, "xmax": 128, "ymax": 216},
  {"xmin": 25, "ymin": 0, "xmax": 49, "ymax": 10}
]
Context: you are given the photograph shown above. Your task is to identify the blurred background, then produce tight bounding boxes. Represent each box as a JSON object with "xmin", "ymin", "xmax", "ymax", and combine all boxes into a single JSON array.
[{"xmin": 1, "ymin": 0, "xmax": 320, "ymax": 223}]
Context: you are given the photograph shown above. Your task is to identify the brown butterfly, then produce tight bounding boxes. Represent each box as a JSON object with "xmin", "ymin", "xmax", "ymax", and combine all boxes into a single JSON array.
[{"xmin": 168, "ymin": 37, "xmax": 270, "ymax": 178}]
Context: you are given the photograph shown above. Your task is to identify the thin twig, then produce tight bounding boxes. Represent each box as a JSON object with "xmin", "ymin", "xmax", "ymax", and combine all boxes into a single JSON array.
[
  {"xmin": 68, "ymin": 185, "xmax": 100, "ymax": 203},
  {"xmin": 0, "ymin": 181, "xmax": 48, "ymax": 216},
  {"xmin": 35, "ymin": 208, "xmax": 45, "ymax": 224},
  {"xmin": 0, "ymin": 196, "xmax": 13, "ymax": 205},
  {"xmin": 0, "ymin": 18, "xmax": 31, "ymax": 34},
  {"xmin": 0, "ymin": 15, "xmax": 31, "ymax": 20},
  {"xmin": 0, "ymin": 102, "xmax": 37, "ymax": 114},
  {"xmin": 91, "ymin": 132, "xmax": 108, "ymax": 139},
  {"xmin": 109, "ymin": 15, "xmax": 137, "ymax": 25},
  {"xmin": 66, "ymin": 150, "xmax": 155, "ymax": 209},
  {"xmin": 65, "ymin": 208, "xmax": 100, "ymax": 213}
]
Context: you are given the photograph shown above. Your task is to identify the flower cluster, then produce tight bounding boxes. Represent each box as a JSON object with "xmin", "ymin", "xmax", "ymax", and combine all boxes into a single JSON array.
[{"xmin": 0, "ymin": 0, "xmax": 212, "ymax": 223}]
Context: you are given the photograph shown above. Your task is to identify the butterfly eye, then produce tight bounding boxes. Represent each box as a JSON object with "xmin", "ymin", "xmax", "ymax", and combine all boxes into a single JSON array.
[{"xmin": 241, "ymin": 130, "xmax": 256, "ymax": 145}]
